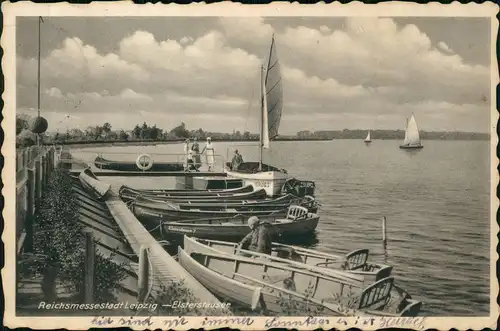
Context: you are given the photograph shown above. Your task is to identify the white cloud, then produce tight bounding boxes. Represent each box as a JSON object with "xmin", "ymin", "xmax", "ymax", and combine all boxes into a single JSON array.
[{"xmin": 16, "ymin": 17, "xmax": 490, "ymax": 134}]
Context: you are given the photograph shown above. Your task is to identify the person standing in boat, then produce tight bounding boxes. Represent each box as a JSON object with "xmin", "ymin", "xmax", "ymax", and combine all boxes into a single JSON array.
[
  {"xmin": 201, "ymin": 137, "xmax": 215, "ymax": 171},
  {"xmin": 231, "ymin": 149, "xmax": 244, "ymax": 170},
  {"xmin": 238, "ymin": 216, "xmax": 273, "ymax": 255},
  {"xmin": 191, "ymin": 138, "xmax": 201, "ymax": 169},
  {"xmin": 183, "ymin": 138, "xmax": 191, "ymax": 171}
]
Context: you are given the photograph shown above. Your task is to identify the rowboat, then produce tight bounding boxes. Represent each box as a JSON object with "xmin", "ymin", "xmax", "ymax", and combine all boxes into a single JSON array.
[
  {"xmin": 119, "ymin": 184, "xmax": 254, "ymax": 196},
  {"xmin": 183, "ymin": 236, "xmax": 393, "ymax": 284},
  {"xmin": 178, "ymin": 247, "xmax": 422, "ymax": 316},
  {"xmin": 121, "ymin": 188, "xmax": 269, "ymax": 205},
  {"xmin": 128, "ymin": 194, "xmax": 318, "ymax": 215},
  {"xmin": 130, "ymin": 196, "xmax": 291, "ymax": 222},
  {"xmin": 160, "ymin": 206, "xmax": 319, "ymax": 239},
  {"xmin": 78, "ymin": 168, "xmax": 111, "ymax": 200},
  {"xmin": 94, "ymin": 155, "xmax": 184, "ymax": 172}
]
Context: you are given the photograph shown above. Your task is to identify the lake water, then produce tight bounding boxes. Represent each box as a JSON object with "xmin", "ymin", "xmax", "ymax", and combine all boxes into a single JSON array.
[{"xmin": 71, "ymin": 139, "xmax": 492, "ymax": 316}]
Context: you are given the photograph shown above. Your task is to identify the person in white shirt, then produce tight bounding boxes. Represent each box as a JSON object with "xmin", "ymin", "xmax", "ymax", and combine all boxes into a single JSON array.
[{"xmin": 201, "ymin": 137, "xmax": 215, "ymax": 171}]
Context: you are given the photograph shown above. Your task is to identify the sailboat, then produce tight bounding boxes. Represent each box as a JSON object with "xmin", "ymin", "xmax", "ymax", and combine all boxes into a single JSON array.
[
  {"xmin": 224, "ymin": 35, "xmax": 289, "ymax": 197},
  {"xmin": 364, "ymin": 130, "xmax": 372, "ymax": 143},
  {"xmin": 399, "ymin": 114, "xmax": 423, "ymax": 149}
]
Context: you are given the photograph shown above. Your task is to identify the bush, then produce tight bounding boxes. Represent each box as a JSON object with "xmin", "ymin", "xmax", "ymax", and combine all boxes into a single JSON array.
[{"xmin": 32, "ymin": 169, "xmax": 126, "ymax": 302}]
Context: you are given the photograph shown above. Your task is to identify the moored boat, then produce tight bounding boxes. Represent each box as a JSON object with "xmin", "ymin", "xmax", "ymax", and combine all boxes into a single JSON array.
[
  {"xmin": 178, "ymin": 247, "xmax": 422, "ymax": 316},
  {"xmin": 160, "ymin": 206, "xmax": 319, "ymax": 239},
  {"xmin": 119, "ymin": 185, "xmax": 267, "ymax": 202},
  {"xmin": 224, "ymin": 36, "xmax": 292, "ymax": 197},
  {"xmin": 125, "ymin": 193, "xmax": 318, "ymax": 212},
  {"xmin": 119, "ymin": 184, "xmax": 254, "ymax": 197},
  {"xmin": 130, "ymin": 196, "xmax": 293, "ymax": 222},
  {"xmin": 94, "ymin": 155, "xmax": 184, "ymax": 172},
  {"xmin": 183, "ymin": 236, "xmax": 392, "ymax": 284}
]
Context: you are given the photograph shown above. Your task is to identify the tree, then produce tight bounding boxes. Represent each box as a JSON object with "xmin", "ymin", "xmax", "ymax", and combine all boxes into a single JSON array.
[
  {"xmin": 118, "ymin": 130, "xmax": 129, "ymax": 141},
  {"xmin": 132, "ymin": 125, "xmax": 141, "ymax": 139},
  {"xmin": 170, "ymin": 122, "xmax": 190, "ymax": 138},
  {"xmin": 102, "ymin": 122, "xmax": 112, "ymax": 136}
]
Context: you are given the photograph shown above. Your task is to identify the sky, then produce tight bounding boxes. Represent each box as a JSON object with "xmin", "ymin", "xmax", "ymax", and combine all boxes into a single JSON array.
[{"xmin": 16, "ymin": 16, "xmax": 492, "ymax": 134}]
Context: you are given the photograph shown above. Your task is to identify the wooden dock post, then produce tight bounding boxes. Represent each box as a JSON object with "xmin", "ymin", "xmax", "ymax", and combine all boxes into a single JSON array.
[
  {"xmin": 24, "ymin": 167, "xmax": 36, "ymax": 253},
  {"xmin": 382, "ymin": 216, "xmax": 387, "ymax": 246},
  {"xmin": 137, "ymin": 245, "xmax": 149, "ymax": 302},
  {"xmin": 41, "ymin": 154, "xmax": 47, "ymax": 187},
  {"xmin": 84, "ymin": 230, "xmax": 96, "ymax": 304}
]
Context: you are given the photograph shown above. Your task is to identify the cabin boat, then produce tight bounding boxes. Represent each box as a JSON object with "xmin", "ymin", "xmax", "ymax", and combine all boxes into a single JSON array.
[
  {"xmin": 178, "ymin": 247, "xmax": 422, "ymax": 316},
  {"xmin": 159, "ymin": 206, "xmax": 319, "ymax": 239},
  {"xmin": 183, "ymin": 236, "xmax": 393, "ymax": 284},
  {"xmin": 400, "ymin": 114, "xmax": 423, "ymax": 149},
  {"xmin": 223, "ymin": 36, "xmax": 304, "ymax": 197},
  {"xmin": 94, "ymin": 155, "xmax": 184, "ymax": 172}
]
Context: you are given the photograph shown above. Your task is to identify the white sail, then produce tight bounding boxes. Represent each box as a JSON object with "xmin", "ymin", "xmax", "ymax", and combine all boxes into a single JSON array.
[
  {"xmin": 364, "ymin": 130, "xmax": 371, "ymax": 142},
  {"xmin": 403, "ymin": 114, "xmax": 421, "ymax": 146},
  {"xmin": 262, "ymin": 35, "xmax": 283, "ymax": 149},
  {"xmin": 261, "ymin": 66, "xmax": 270, "ymax": 148}
]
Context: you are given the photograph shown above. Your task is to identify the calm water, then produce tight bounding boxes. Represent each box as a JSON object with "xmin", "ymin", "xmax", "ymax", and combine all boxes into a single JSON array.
[{"xmin": 71, "ymin": 139, "xmax": 492, "ymax": 316}]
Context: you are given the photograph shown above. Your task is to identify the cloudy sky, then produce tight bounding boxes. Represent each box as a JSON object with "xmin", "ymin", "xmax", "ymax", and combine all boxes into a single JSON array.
[{"xmin": 16, "ymin": 16, "xmax": 491, "ymax": 134}]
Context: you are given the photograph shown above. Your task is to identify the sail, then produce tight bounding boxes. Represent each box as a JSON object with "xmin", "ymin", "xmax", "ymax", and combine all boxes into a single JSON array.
[
  {"xmin": 364, "ymin": 131, "xmax": 371, "ymax": 141},
  {"xmin": 403, "ymin": 114, "xmax": 421, "ymax": 146},
  {"xmin": 262, "ymin": 35, "xmax": 283, "ymax": 149}
]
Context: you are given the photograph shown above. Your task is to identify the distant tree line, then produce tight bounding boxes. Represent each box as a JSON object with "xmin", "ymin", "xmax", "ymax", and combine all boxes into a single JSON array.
[{"xmin": 16, "ymin": 114, "xmax": 490, "ymax": 148}]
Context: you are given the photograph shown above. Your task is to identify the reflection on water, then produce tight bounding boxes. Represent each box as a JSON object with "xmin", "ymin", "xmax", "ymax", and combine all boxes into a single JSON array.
[{"xmin": 70, "ymin": 139, "xmax": 491, "ymax": 316}]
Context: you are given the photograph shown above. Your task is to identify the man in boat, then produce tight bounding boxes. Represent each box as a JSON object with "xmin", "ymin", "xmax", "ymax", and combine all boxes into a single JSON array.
[
  {"xmin": 231, "ymin": 149, "xmax": 244, "ymax": 170},
  {"xmin": 191, "ymin": 138, "xmax": 201, "ymax": 170},
  {"xmin": 201, "ymin": 137, "xmax": 215, "ymax": 171},
  {"xmin": 238, "ymin": 216, "xmax": 273, "ymax": 255}
]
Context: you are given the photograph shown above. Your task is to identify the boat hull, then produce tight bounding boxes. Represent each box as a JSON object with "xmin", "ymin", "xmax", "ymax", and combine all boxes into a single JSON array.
[
  {"xmin": 131, "ymin": 202, "xmax": 290, "ymax": 222},
  {"xmin": 225, "ymin": 170, "xmax": 288, "ymax": 197},
  {"xmin": 184, "ymin": 237, "xmax": 392, "ymax": 284},
  {"xmin": 94, "ymin": 156, "xmax": 184, "ymax": 172},
  {"xmin": 119, "ymin": 184, "xmax": 253, "ymax": 196},
  {"xmin": 161, "ymin": 213, "xmax": 320, "ymax": 239},
  {"xmin": 399, "ymin": 145, "xmax": 423, "ymax": 149},
  {"xmin": 178, "ymin": 247, "xmax": 422, "ymax": 316}
]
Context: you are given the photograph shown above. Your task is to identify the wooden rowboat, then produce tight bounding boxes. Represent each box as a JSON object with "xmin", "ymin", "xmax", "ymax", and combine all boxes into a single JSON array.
[
  {"xmin": 94, "ymin": 156, "xmax": 184, "ymax": 172},
  {"xmin": 78, "ymin": 168, "xmax": 110, "ymax": 200},
  {"xmin": 178, "ymin": 247, "xmax": 422, "ymax": 316},
  {"xmin": 119, "ymin": 184, "xmax": 254, "ymax": 196},
  {"xmin": 183, "ymin": 236, "xmax": 393, "ymax": 284},
  {"xmin": 130, "ymin": 197, "xmax": 290, "ymax": 222},
  {"xmin": 159, "ymin": 206, "xmax": 319, "ymax": 239},
  {"xmin": 120, "ymin": 186, "xmax": 268, "ymax": 203},
  {"xmin": 128, "ymin": 194, "xmax": 318, "ymax": 216}
]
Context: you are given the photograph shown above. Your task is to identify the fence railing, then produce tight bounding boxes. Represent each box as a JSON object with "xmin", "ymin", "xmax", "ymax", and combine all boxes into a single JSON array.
[{"xmin": 16, "ymin": 145, "xmax": 59, "ymax": 256}]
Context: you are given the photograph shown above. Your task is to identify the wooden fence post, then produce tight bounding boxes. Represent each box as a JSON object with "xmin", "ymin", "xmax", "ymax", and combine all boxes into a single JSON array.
[
  {"xmin": 84, "ymin": 230, "xmax": 96, "ymax": 304},
  {"xmin": 41, "ymin": 154, "xmax": 47, "ymax": 187},
  {"xmin": 382, "ymin": 216, "xmax": 387, "ymax": 247},
  {"xmin": 137, "ymin": 245, "xmax": 149, "ymax": 302},
  {"xmin": 34, "ymin": 158, "xmax": 42, "ymax": 212},
  {"xmin": 24, "ymin": 167, "xmax": 36, "ymax": 253}
]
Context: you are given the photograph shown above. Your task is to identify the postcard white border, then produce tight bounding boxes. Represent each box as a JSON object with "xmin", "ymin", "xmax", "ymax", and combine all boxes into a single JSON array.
[{"xmin": 2, "ymin": 2, "xmax": 498, "ymax": 330}]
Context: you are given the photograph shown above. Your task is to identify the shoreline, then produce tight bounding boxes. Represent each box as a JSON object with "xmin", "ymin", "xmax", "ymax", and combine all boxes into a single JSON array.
[{"xmin": 48, "ymin": 137, "xmax": 489, "ymax": 149}]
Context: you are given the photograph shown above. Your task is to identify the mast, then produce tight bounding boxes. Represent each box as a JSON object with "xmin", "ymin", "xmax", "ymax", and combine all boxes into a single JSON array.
[
  {"xmin": 259, "ymin": 64, "xmax": 264, "ymax": 171},
  {"xmin": 37, "ymin": 16, "xmax": 42, "ymax": 117},
  {"xmin": 37, "ymin": 16, "xmax": 43, "ymax": 146}
]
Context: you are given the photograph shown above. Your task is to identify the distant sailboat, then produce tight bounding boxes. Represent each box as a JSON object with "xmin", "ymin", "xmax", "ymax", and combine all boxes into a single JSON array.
[
  {"xmin": 364, "ymin": 130, "xmax": 372, "ymax": 143},
  {"xmin": 399, "ymin": 114, "xmax": 423, "ymax": 149}
]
